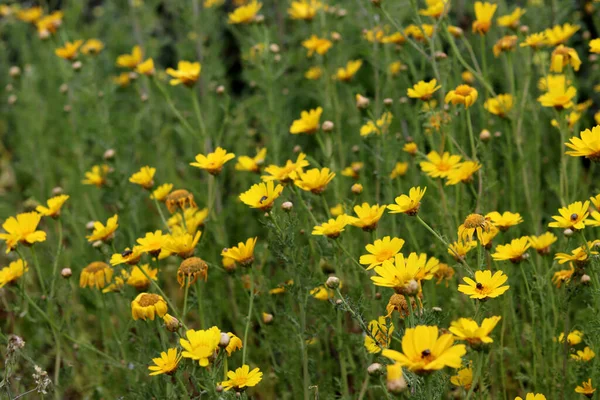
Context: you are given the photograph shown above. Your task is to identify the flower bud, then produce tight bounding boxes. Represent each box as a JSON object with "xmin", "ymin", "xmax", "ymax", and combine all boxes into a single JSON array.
[
  {"xmin": 86, "ymin": 221, "xmax": 96, "ymax": 230},
  {"xmin": 6, "ymin": 84, "xmax": 13, "ymax": 92},
  {"xmin": 281, "ymin": 201, "xmax": 293, "ymax": 211},
  {"xmin": 356, "ymin": 94, "xmax": 370, "ymax": 109},
  {"xmin": 52, "ymin": 187, "xmax": 64, "ymax": 196},
  {"xmin": 293, "ymin": 145, "xmax": 302, "ymax": 153},
  {"xmin": 520, "ymin": 25, "xmax": 529, "ymax": 34},
  {"xmin": 61, "ymin": 268, "xmax": 72, "ymax": 278},
  {"xmin": 103, "ymin": 148, "xmax": 116, "ymax": 160},
  {"xmin": 9, "ymin": 66, "xmax": 21, "ymax": 78},
  {"xmin": 219, "ymin": 332, "xmax": 230, "ymax": 347},
  {"xmin": 563, "ymin": 228, "xmax": 574, "ymax": 237},
  {"xmin": 432, "ymin": 306, "xmax": 443, "ymax": 312},
  {"xmin": 325, "ymin": 276, "xmax": 340, "ymax": 289},
  {"xmin": 335, "ymin": 299, "xmax": 343, "ymax": 305},
  {"xmin": 269, "ymin": 44, "xmax": 280, "ymax": 53},
  {"xmin": 216, "ymin": 385, "xmax": 224, "ymax": 393},
  {"xmin": 367, "ymin": 363, "xmax": 383, "ymax": 375},
  {"xmin": 383, "ymin": 98, "xmax": 393, "ymax": 107},
  {"xmin": 92, "ymin": 240, "xmax": 103, "ymax": 248},
  {"xmin": 331, "ymin": 32, "xmax": 342, "ymax": 41},
  {"xmin": 352, "ymin": 145, "xmax": 360, "ymax": 153},
  {"xmin": 59, "ymin": 83, "xmax": 69, "ymax": 94},
  {"xmin": 7, "ymin": 95, "xmax": 17, "ymax": 105},
  {"xmin": 163, "ymin": 314, "xmax": 180, "ymax": 332},
  {"xmin": 322, "ymin": 121, "xmax": 334, "ymax": 132},
  {"xmin": 581, "ymin": 274, "xmax": 591, "ymax": 284},
  {"xmin": 72, "ymin": 61, "xmax": 83, "ymax": 71},
  {"xmin": 480, "ymin": 129, "xmax": 492, "ymax": 142},
  {"xmin": 216, "ymin": 85, "xmax": 225, "ymax": 95},
  {"xmin": 262, "ymin": 312, "xmax": 273, "ymax": 324},
  {"xmin": 351, "ymin": 183, "xmax": 363, "ymax": 194},
  {"xmin": 434, "ymin": 51, "xmax": 447, "ymax": 60},
  {"xmin": 63, "ymin": 105, "xmax": 72, "ymax": 113},
  {"xmin": 494, "ymin": 131, "xmax": 502, "ymax": 138}
]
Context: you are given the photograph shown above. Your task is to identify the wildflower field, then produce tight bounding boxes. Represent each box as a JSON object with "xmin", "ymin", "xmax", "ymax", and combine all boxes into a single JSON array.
[{"xmin": 2, "ymin": 0, "xmax": 600, "ymax": 399}]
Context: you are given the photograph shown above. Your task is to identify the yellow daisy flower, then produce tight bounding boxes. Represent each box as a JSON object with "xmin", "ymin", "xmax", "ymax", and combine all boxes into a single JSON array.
[
  {"xmin": 335, "ymin": 60, "xmax": 363, "ymax": 81},
  {"xmin": 548, "ymin": 201, "xmax": 590, "ymax": 230},
  {"xmin": 388, "ymin": 187, "xmax": 426, "ymax": 216},
  {"xmin": 360, "ymin": 236, "xmax": 405, "ymax": 270},
  {"xmin": 148, "ymin": 348, "xmax": 182, "ymax": 376},
  {"xmin": 565, "ymin": 125, "xmax": 600, "ymax": 162},
  {"xmin": 190, "ymin": 147, "xmax": 236, "ymax": 175},
  {"xmin": 407, "ymin": 79, "xmax": 441, "ymax": 101},
  {"xmin": 131, "ymin": 293, "xmax": 168, "ymax": 321},
  {"xmin": 36, "ymin": 195, "xmax": 69, "ymax": 218},
  {"xmin": 228, "ymin": 1, "xmax": 262, "ymax": 24},
  {"xmin": 116, "ymin": 45, "xmax": 143, "ymax": 68},
  {"xmin": 491, "ymin": 237, "xmax": 531, "ymax": 263},
  {"xmin": 180, "ymin": 326, "xmax": 222, "ymax": 366},
  {"xmin": 222, "ymin": 237, "xmax": 257, "ymax": 266},
  {"xmin": 350, "ymin": 203, "xmax": 386, "ymax": 231},
  {"xmin": 458, "ymin": 270, "xmax": 510, "ymax": 300},
  {"xmin": 220, "ymin": 365, "xmax": 263, "ymax": 391},
  {"xmin": 290, "ymin": 107, "xmax": 323, "ymax": 134},
  {"xmin": 420, "ymin": 151, "xmax": 462, "ymax": 179},
  {"xmin": 0, "ymin": 260, "xmax": 28, "ymax": 288},
  {"xmin": 449, "ymin": 316, "xmax": 501, "ymax": 346},
  {"xmin": 129, "ymin": 166, "xmax": 156, "ymax": 189},
  {"xmin": 472, "ymin": 2, "xmax": 497, "ymax": 34}
]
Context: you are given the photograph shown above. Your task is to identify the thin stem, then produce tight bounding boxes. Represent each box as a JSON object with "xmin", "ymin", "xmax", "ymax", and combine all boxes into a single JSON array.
[
  {"xmin": 241, "ymin": 273, "xmax": 255, "ymax": 365},
  {"xmin": 30, "ymin": 247, "xmax": 47, "ymax": 296},
  {"xmin": 196, "ymin": 279, "xmax": 206, "ymax": 329},
  {"xmin": 49, "ymin": 219, "xmax": 63, "ymax": 299},
  {"xmin": 153, "ymin": 197, "xmax": 171, "ymax": 232}
]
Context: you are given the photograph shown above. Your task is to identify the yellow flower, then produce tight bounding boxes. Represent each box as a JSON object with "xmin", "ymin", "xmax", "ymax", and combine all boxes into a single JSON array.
[
  {"xmin": 446, "ymin": 161, "xmax": 481, "ymax": 185},
  {"xmin": 164, "ymin": 232, "xmax": 202, "ymax": 259},
  {"xmin": 341, "ymin": 162, "xmax": 364, "ymax": 179},
  {"xmin": 407, "ymin": 79, "xmax": 441, "ymax": 101},
  {"xmin": 0, "ymin": 212, "xmax": 46, "ymax": 253},
  {"xmin": 382, "ymin": 32, "xmax": 407, "ymax": 44},
  {"xmin": 575, "ymin": 379, "xmax": 596, "ymax": 397},
  {"xmin": 176, "ymin": 257, "xmax": 208, "ymax": 286},
  {"xmin": 590, "ymin": 38, "xmax": 600, "ymax": 54},
  {"xmin": 550, "ymin": 45, "xmax": 581, "ymax": 73},
  {"xmin": 360, "ymin": 236, "xmax": 405, "ymax": 270},
  {"xmin": 462, "ymin": 70, "xmax": 475, "ymax": 83},
  {"xmin": 515, "ymin": 394, "xmax": 547, "ymax": 400},
  {"xmin": 390, "ymin": 162, "xmax": 409, "ymax": 179},
  {"xmin": 86, "ymin": 215, "xmax": 118, "ymax": 243},
  {"xmin": 557, "ymin": 330, "xmax": 583, "ymax": 345},
  {"xmin": 55, "ymin": 40, "xmax": 83, "ymax": 60},
  {"xmin": 484, "ymin": 94, "xmax": 513, "ymax": 117},
  {"xmin": 548, "ymin": 201, "xmax": 590, "ymax": 230},
  {"xmin": 221, "ymin": 365, "xmax": 263, "ymax": 391},
  {"xmin": 520, "ymin": 32, "xmax": 547, "ymax": 49},
  {"xmin": 592, "ymin": 194, "xmax": 600, "ymax": 211},
  {"xmin": 552, "ymin": 264, "xmax": 575, "ymax": 288},
  {"xmin": 544, "ymin": 23, "xmax": 579, "ymax": 46},
  {"xmin": 350, "ymin": 203, "xmax": 386, "ymax": 231},
  {"xmin": 360, "ymin": 112, "xmax": 393, "ymax": 137},
  {"xmin": 572, "ymin": 346, "xmax": 596, "ymax": 362},
  {"xmin": 458, "ymin": 213, "xmax": 492, "ymax": 242},
  {"xmin": 190, "ymin": 147, "xmax": 235, "ymax": 175},
  {"xmin": 364, "ymin": 317, "xmax": 394, "ymax": 353},
  {"xmin": 382, "ymin": 325, "xmax": 466, "ymax": 374},
  {"xmin": 565, "ymin": 125, "xmax": 600, "ymax": 162},
  {"xmin": 448, "ymin": 240, "xmax": 477, "ymax": 261},
  {"xmin": 136, "ymin": 58, "xmax": 155, "ymax": 76},
  {"xmin": 235, "ymin": 148, "xmax": 267, "ymax": 173},
  {"xmin": 288, "ymin": 0, "xmax": 321, "ymax": 20},
  {"xmin": 239, "ymin": 181, "xmax": 284, "ymax": 211},
  {"xmin": 389, "ymin": 61, "xmax": 404, "ymax": 77},
  {"xmin": 225, "ymin": 332, "xmax": 243, "ymax": 356},
  {"xmin": 403, "ymin": 142, "xmax": 418, "ymax": 155},
  {"xmin": 335, "ymin": 60, "xmax": 363, "ymax": 82},
  {"xmin": 301, "ymin": 35, "xmax": 332, "ymax": 57},
  {"xmin": 151, "ymin": 183, "xmax": 173, "ymax": 202},
  {"xmin": 113, "ymin": 73, "xmax": 131, "ymax": 88},
  {"xmin": 312, "ymin": 215, "xmax": 355, "ymax": 238},
  {"xmin": 311, "ymin": 285, "xmax": 334, "ymax": 300},
  {"xmin": 166, "ymin": 61, "xmax": 201, "ymax": 87},
  {"xmin": 262, "ymin": 153, "xmax": 309, "ymax": 183},
  {"xmin": 222, "ymin": 237, "xmax": 257, "ymax": 266},
  {"xmin": 126, "ymin": 264, "xmax": 158, "ymax": 290},
  {"xmin": 419, "ymin": 0, "xmax": 449, "ymax": 18},
  {"xmin": 497, "ymin": 7, "xmax": 526, "ymax": 28},
  {"xmin": 472, "ymin": 2, "xmax": 497, "ymax": 34},
  {"xmin": 404, "ymin": 24, "xmax": 434, "ymax": 41},
  {"xmin": 305, "ymin": 66, "xmax": 323, "ymax": 80},
  {"xmin": 129, "ymin": 166, "xmax": 155, "ymax": 189},
  {"xmin": 36, "ymin": 195, "xmax": 69, "ymax": 218},
  {"xmin": 131, "ymin": 293, "xmax": 168, "ymax": 321},
  {"xmin": 81, "ymin": 39, "xmax": 105, "ymax": 55},
  {"xmin": 80, "ymin": 262, "xmax": 113, "ymax": 290},
  {"xmin": 486, "ymin": 211, "xmax": 523, "ymax": 231},
  {"xmin": 82, "ymin": 164, "xmax": 110, "ymax": 187},
  {"xmin": 551, "ymin": 111, "xmax": 581, "ymax": 130},
  {"xmin": 294, "ymin": 167, "xmax": 335, "ymax": 194},
  {"xmin": 290, "ymin": 107, "xmax": 322, "ymax": 134},
  {"xmin": 110, "ymin": 246, "xmax": 144, "ymax": 266},
  {"xmin": 528, "ymin": 232, "xmax": 557, "ymax": 255},
  {"xmin": 136, "ymin": 230, "xmax": 171, "ymax": 258},
  {"xmin": 165, "ymin": 189, "xmax": 197, "ymax": 214},
  {"xmin": 445, "ymin": 85, "xmax": 478, "ymax": 108},
  {"xmin": 371, "ymin": 253, "xmax": 423, "ymax": 293},
  {"xmin": 388, "ymin": 187, "xmax": 426, "ymax": 216},
  {"xmin": 148, "ymin": 348, "xmax": 182, "ymax": 376},
  {"xmin": 168, "ymin": 207, "xmax": 207, "ymax": 235},
  {"xmin": 116, "ymin": 45, "xmax": 143, "ymax": 68},
  {"xmin": 36, "ymin": 11, "xmax": 63, "ymax": 38},
  {"xmin": 449, "ymin": 316, "xmax": 501, "ymax": 346},
  {"xmin": 555, "ymin": 242, "xmax": 598, "ymax": 265},
  {"xmin": 492, "ymin": 237, "xmax": 531, "ymax": 263},
  {"xmin": 0, "ymin": 260, "xmax": 28, "ymax": 288},
  {"xmin": 330, "ymin": 204, "xmax": 344, "ymax": 217},
  {"xmin": 204, "ymin": 0, "xmax": 225, "ymax": 7},
  {"xmin": 180, "ymin": 326, "xmax": 221, "ymax": 367},
  {"xmin": 228, "ymin": 1, "xmax": 262, "ymax": 24},
  {"xmin": 451, "ymin": 366, "xmax": 473, "ymax": 389},
  {"xmin": 434, "ymin": 263, "xmax": 455, "ymax": 286},
  {"xmin": 537, "ymin": 74, "xmax": 576, "ymax": 109},
  {"xmin": 16, "ymin": 6, "xmax": 43, "ymax": 23},
  {"xmin": 493, "ymin": 35, "xmax": 518, "ymax": 57},
  {"xmin": 458, "ymin": 270, "xmax": 510, "ymax": 300},
  {"xmin": 420, "ymin": 151, "xmax": 462, "ymax": 178}
]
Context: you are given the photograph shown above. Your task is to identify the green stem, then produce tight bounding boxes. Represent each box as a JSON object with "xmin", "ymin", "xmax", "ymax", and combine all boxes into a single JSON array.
[
  {"xmin": 30, "ymin": 247, "xmax": 47, "ymax": 296},
  {"xmin": 241, "ymin": 273, "xmax": 255, "ymax": 365},
  {"xmin": 153, "ymin": 197, "xmax": 171, "ymax": 232},
  {"xmin": 196, "ymin": 279, "xmax": 206, "ymax": 329},
  {"xmin": 49, "ymin": 219, "xmax": 63, "ymax": 299}
]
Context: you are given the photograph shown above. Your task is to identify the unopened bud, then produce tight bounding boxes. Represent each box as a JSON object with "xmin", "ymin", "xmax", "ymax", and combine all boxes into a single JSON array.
[
  {"xmin": 9, "ymin": 66, "xmax": 21, "ymax": 78},
  {"xmin": 5, "ymin": 84, "xmax": 13, "ymax": 92},
  {"xmin": 337, "ymin": 8, "xmax": 347, "ymax": 17},
  {"xmin": 269, "ymin": 44, "xmax": 280, "ymax": 53},
  {"xmin": 59, "ymin": 83, "xmax": 69, "ymax": 94},
  {"xmin": 563, "ymin": 228, "xmax": 574, "ymax": 237},
  {"xmin": 383, "ymin": 98, "xmax": 393, "ymax": 106},
  {"xmin": 520, "ymin": 25, "xmax": 529, "ymax": 34},
  {"xmin": 331, "ymin": 32, "xmax": 342, "ymax": 41},
  {"xmin": 325, "ymin": 276, "xmax": 340, "ymax": 289},
  {"xmin": 399, "ymin": 96, "xmax": 408, "ymax": 104},
  {"xmin": 293, "ymin": 145, "xmax": 302, "ymax": 153},
  {"xmin": 52, "ymin": 187, "xmax": 64, "ymax": 196},
  {"xmin": 335, "ymin": 299, "xmax": 343, "ymax": 305},
  {"xmin": 72, "ymin": 61, "xmax": 82, "ymax": 71},
  {"xmin": 352, "ymin": 145, "xmax": 360, "ymax": 153},
  {"xmin": 322, "ymin": 120, "xmax": 334, "ymax": 132},
  {"xmin": 583, "ymin": 31, "xmax": 591, "ymax": 40},
  {"xmin": 432, "ymin": 306, "xmax": 443, "ymax": 312},
  {"xmin": 63, "ymin": 105, "xmax": 71, "ymax": 113},
  {"xmin": 356, "ymin": 94, "xmax": 370, "ymax": 109},
  {"xmin": 262, "ymin": 312, "xmax": 273, "ymax": 324},
  {"xmin": 254, "ymin": 14, "xmax": 265, "ymax": 23},
  {"xmin": 86, "ymin": 221, "xmax": 96, "ymax": 230},
  {"xmin": 103, "ymin": 148, "xmax": 116, "ymax": 160},
  {"xmin": 581, "ymin": 274, "xmax": 591, "ymax": 284},
  {"xmin": 434, "ymin": 51, "xmax": 447, "ymax": 60},
  {"xmin": 375, "ymin": 292, "xmax": 382, "ymax": 299},
  {"xmin": 92, "ymin": 240, "xmax": 103, "ymax": 248},
  {"xmin": 273, "ymin": 54, "xmax": 281, "ymax": 63},
  {"xmin": 7, "ymin": 95, "xmax": 17, "ymax": 105},
  {"xmin": 98, "ymin": 91, "xmax": 104, "ymax": 98},
  {"xmin": 351, "ymin": 183, "xmax": 363, "ymax": 194},
  {"xmin": 480, "ymin": 129, "xmax": 491, "ymax": 142},
  {"xmin": 494, "ymin": 131, "xmax": 502, "ymax": 138},
  {"xmin": 219, "ymin": 332, "xmax": 230, "ymax": 347},
  {"xmin": 368, "ymin": 363, "xmax": 383, "ymax": 375},
  {"xmin": 140, "ymin": 93, "xmax": 149, "ymax": 102},
  {"xmin": 163, "ymin": 314, "xmax": 180, "ymax": 332},
  {"xmin": 281, "ymin": 201, "xmax": 293, "ymax": 211},
  {"xmin": 61, "ymin": 268, "xmax": 72, "ymax": 278},
  {"xmin": 387, "ymin": 375, "xmax": 407, "ymax": 393},
  {"xmin": 216, "ymin": 385, "xmax": 224, "ymax": 393},
  {"xmin": 216, "ymin": 85, "xmax": 225, "ymax": 95}
]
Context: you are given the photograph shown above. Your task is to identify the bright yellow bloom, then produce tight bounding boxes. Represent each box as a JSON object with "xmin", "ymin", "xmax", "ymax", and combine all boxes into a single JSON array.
[
  {"xmin": 311, "ymin": 285, "xmax": 334, "ymax": 300},
  {"xmin": 290, "ymin": 107, "xmax": 322, "ymax": 134},
  {"xmin": 0, "ymin": 212, "xmax": 46, "ymax": 253},
  {"xmin": 592, "ymin": 194, "xmax": 600, "ymax": 211},
  {"xmin": 335, "ymin": 60, "xmax": 363, "ymax": 81},
  {"xmin": 225, "ymin": 332, "xmax": 243, "ymax": 356},
  {"xmin": 528, "ymin": 232, "xmax": 557, "ymax": 255},
  {"xmin": 222, "ymin": 237, "xmax": 257, "ymax": 266},
  {"xmin": 403, "ymin": 142, "xmax": 418, "ymax": 155},
  {"xmin": 537, "ymin": 74, "xmax": 576, "ymax": 109},
  {"xmin": 382, "ymin": 32, "xmax": 407, "ymax": 44},
  {"xmin": 204, "ymin": 0, "xmax": 225, "ymax": 7},
  {"xmin": 180, "ymin": 326, "xmax": 221, "ymax": 367},
  {"xmin": 557, "ymin": 330, "xmax": 583, "ymax": 345},
  {"xmin": 515, "ymin": 394, "xmax": 547, "ymax": 400},
  {"xmin": 364, "ymin": 317, "xmax": 394, "ymax": 353},
  {"xmin": 360, "ymin": 236, "xmax": 405, "ymax": 270},
  {"xmin": 382, "ymin": 325, "xmax": 466, "ymax": 374},
  {"xmin": 116, "ymin": 45, "xmax": 143, "ymax": 68},
  {"xmin": 492, "ymin": 237, "xmax": 531, "ymax": 263},
  {"xmin": 151, "ymin": 183, "xmax": 173, "ymax": 202},
  {"xmin": 548, "ymin": 201, "xmax": 590, "ymax": 230},
  {"xmin": 551, "ymin": 111, "xmax": 581, "ymax": 130},
  {"xmin": 520, "ymin": 32, "xmax": 547, "ymax": 49},
  {"xmin": 82, "ymin": 164, "xmax": 110, "ymax": 187},
  {"xmin": 449, "ymin": 316, "xmax": 501, "ymax": 346},
  {"xmin": 484, "ymin": 94, "xmax": 513, "ymax": 117},
  {"xmin": 330, "ymin": 204, "xmax": 344, "ymax": 217},
  {"xmin": 555, "ymin": 242, "xmax": 599, "ymax": 265},
  {"xmin": 113, "ymin": 73, "xmax": 131, "ymax": 87},
  {"xmin": 552, "ymin": 265, "xmax": 575, "ymax": 288},
  {"xmin": 419, "ymin": 0, "xmax": 449, "ymax": 18},
  {"xmin": 163, "ymin": 232, "xmax": 202, "ymax": 259},
  {"xmin": 190, "ymin": 147, "xmax": 235, "ymax": 175},
  {"xmin": 235, "ymin": 148, "xmax": 267, "ymax": 173},
  {"xmin": 294, "ymin": 167, "xmax": 335, "ymax": 193},
  {"xmin": 136, "ymin": 230, "xmax": 171, "ymax": 258},
  {"xmin": 420, "ymin": 151, "xmax": 462, "ymax": 178},
  {"xmin": 221, "ymin": 365, "xmax": 263, "ymax": 391},
  {"xmin": 388, "ymin": 187, "xmax": 426, "ymax": 216},
  {"xmin": 110, "ymin": 246, "xmax": 144, "ymax": 266},
  {"xmin": 390, "ymin": 162, "xmax": 409, "ymax": 179},
  {"xmin": 544, "ymin": 23, "xmax": 579, "ymax": 46},
  {"xmin": 341, "ymin": 162, "xmax": 364, "ymax": 179},
  {"xmin": 55, "ymin": 40, "xmax": 83, "ymax": 60},
  {"xmin": 262, "ymin": 153, "xmax": 309, "ymax": 183},
  {"xmin": 371, "ymin": 253, "xmax": 423, "ymax": 293},
  {"xmin": 0, "ymin": 260, "xmax": 28, "ymax": 288},
  {"xmin": 81, "ymin": 39, "xmax": 105, "ymax": 55},
  {"xmin": 312, "ymin": 215, "xmax": 355, "ymax": 238},
  {"xmin": 472, "ymin": 2, "xmax": 497, "ymax": 34},
  {"xmin": 451, "ymin": 366, "xmax": 473, "ymax": 389},
  {"xmin": 86, "ymin": 215, "xmax": 118, "ymax": 243},
  {"xmin": 486, "ymin": 211, "xmax": 523, "ymax": 231},
  {"xmin": 448, "ymin": 26, "xmax": 464, "ymax": 38},
  {"xmin": 445, "ymin": 85, "xmax": 478, "ymax": 108},
  {"xmin": 590, "ymin": 38, "xmax": 600, "ymax": 54},
  {"xmin": 571, "ymin": 347, "xmax": 595, "ymax": 362},
  {"xmin": 360, "ymin": 112, "xmax": 393, "ymax": 137},
  {"xmin": 166, "ymin": 61, "xmax": 201, "ymax": 87},
  {"xmin": 126, "ymin": 264, "xmax": 158, "ymax": 290},
  {"xmin": 458, "ymin": 270, "xmax": 510, "ymax": 300},
  {"xmin": 497, "ymin": 7, "xmax": 526, "ymax": 28},
  {"xmin": 228, "ymin": 1, "xmax": 262, "ymax": 24},
  {"xmin": 36, "ymin": 11, "xmax": 63, "ymax": 38},
  {"xmin": 550, "ymin": 45, "xmax": 581, "ymax": 73},
  {"xmin": 404, "ymin": 24, "xmax": 434, "ymax": 41},
  {"xmin": 148, "ymin": 348, "xmax": 182, "ymax": 376},
  {"xmin": 168, "ymin": 207, "xmax": 207, "ymax": 235},
  {"xmin": 407, "ymin": 79, "xmax": 441, "ymax": 101},
  {"xmin": 305, "ymin": 66, "xmax": 323, "ymax": 80},
  {"xmin": 565, "ymin": 125, "xmax": 600, "ymax": 162},
  {"xmin": 135, "ymin": 58, "xmax": 155, "ymax": 76},
  {"xmin": 129, "ymin": 166, "xmax": 155, "ymax": 189},
  {"xmin": 493, "ymin": 35, "xmax": 518, "ymax": 57},
  {"xmin": 301, "ymin": 35, "xmax": 332, "ymax": 57},
  {"xmin": 288, "ymin": 0, "xmax": 321, "ymax": 20},
  {"xmin": 36, "ymin": 195, "xmax": 69, "ymax": 218},
  {"xmin": 448, "ymin": 240, "xmax": 477, "ymax": 261},
  {"xmin": 239, "ymin": 181, "xmax": 284, "ymax": 211},
  {"xmin": 576, "ymin": 379, "xmax": 596, "ymax": 397},
  {"xmin": 446, "ymin": 162, "xmax": 481, "ymax": 185},
  {"xmin": 80, "ymin": 262, "xmax": 113, "ymax": 290},
  {"xmin": 17, "ymin": 6, "xmax": 43, "ymax": 23},
  {"xmin": 350, "ymin": 203, "xmax": 385, "ymax": 231}
]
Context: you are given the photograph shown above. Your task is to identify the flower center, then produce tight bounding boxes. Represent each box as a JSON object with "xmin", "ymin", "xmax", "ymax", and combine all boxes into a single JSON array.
[
  {"xmin": 138, "ymin": 293, "xmax": 160, "ymax": 307},
  {"xmin": 570, "ymin": 213, "xmax": 579, "ymax": 221},
  {"xmin": 464, "ymin": 214, "xmax": 486, "ymax": 228},
  {"xmin": 476, "ymin": 282, "xmax": 484, "ymax": 290},
  {"xmin": 455, "ymin": 86, "xmax": 473, "ymax": 96},
  {"xmin": 84, "ymin": 262, "xmax": 110, "ymax": 274}
]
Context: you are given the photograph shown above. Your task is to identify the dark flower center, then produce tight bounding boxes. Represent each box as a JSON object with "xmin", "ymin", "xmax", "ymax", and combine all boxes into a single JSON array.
[
  {"xmin": 476, "ymin": 283, "xmax": 484, "ymax": 289},
  {"xmin": 421, "ymin": 349, "xmax": 431, "ymax": 358},
  {"xmin": 570, "ymin": 213, "xmax": 578, "ymax": 221}
]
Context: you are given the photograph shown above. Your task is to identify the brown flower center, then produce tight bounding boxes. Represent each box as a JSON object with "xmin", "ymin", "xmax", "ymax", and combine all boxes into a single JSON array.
[
  {"xmin": 84, "ymin": 262, "xmax": 110, "ymax": 274},
  {"xmin": 138, "ymin": 293, "xmax": 160, "ymax": 307},
  {"xmin": 464, "ymin": 214, "xmax": 486, "ymax": 228}
]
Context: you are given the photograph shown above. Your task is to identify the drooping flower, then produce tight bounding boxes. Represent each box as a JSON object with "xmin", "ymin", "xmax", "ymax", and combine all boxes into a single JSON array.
[
  {"xmin": 445, "ymin": 85, "xmax": 478, "ymax": 108},
  {"xmin": 550, "ymin": 45, "xmax": 581, "ymax": 73},
  {"xmin": 575, "ymin": 379, "xmax": 596, "ymax": 397},
  {"xmin": 335, "ymin": 60, "xmax": 363, "ymax": 81},
  {"xmin": 554, "ymin": 242, "xmax": 598, "ymax": 266},
  {"xmin": 36, "ymin": 11, "xmax": 64, "ymax": 38},
  {"xmin": 222, "ymin": 237, "xmax": 257, "ymax": 266},
  {"xmin": 382, "ymin": 325, "xmax": 466, "ymax": 374},
  {"xmin": 360, "ymin": 236, "xmax": 405, "ymax": 270},
  {"xmin": 129, "ymin": 166, "xmax": 156, "ymax": 189},
  {"xmin": 225, "ymin": 333, "xmax": 243, "ymax": 356},
  {"xmin": 449, "ymin": 316, "xmax": 501, "ymax": 346},
  {"xmin": 364, "ymin": 317, "xmax": 394, "ymax": 353},
  {"xmin": 472, "ymin": 2, "xmax": 497, "ymax": 34},
  {"xmin": 565, "ymin": 126, "xmax": 600, "ymax": 162},
  {"xmin": 131, "ymin": 293, "xmax": 168, "ymax": 321},
  {"xmin": 239, "ymin": 181, "xmax": 284, "ymax": 211},
  {"xmin": 148, "ymin": 348, "xmax": 182, "ymax": 376},
  {"xmin": 403, "ymin": 142, "xmax": 418, "ymax": 155},
  {"xmin": 86, "ymin": 215, "xmax": 119, "ymax": 243},
  {"xmin": 36, "ymin": 195, "xmax": 69, "ymax": 218},
  {"xmin": 458, "ymin": 213, "xmax": 492, "ymax": 241},
  {"xmin": 180, "ymin": 326, "xmax": 222, "ymax": 367},
  {"xmin": 176, "ymin": 257, "xmax": 208, "ymax": 286},
  {"xmin": 80, "ymin": 262, "xmax": 113, "ymax": 290},
  {"xmin": 135, "ymin": 58, "xmax": 155, "ymax": 76},
  {"xmin": 458, "ymin": 270, "xmax": 510, "ymax": 300},
  {"xmin": 164, "ymin": 232, "xmax": 202, "ymax": 259},
  {"xmin": 404, "ymin": 24, "xmax": 434, "ymax": 42},
  {"xmin": 557, "ymin": 330, "xmax": 583, "ymax": 345},
  {"xmin": 419, "ymin": 0, "xmax": 450, "ymax": 18},
  {"xmin": 407, "ymin": 79, "xmax": 441, "ymax": 101},
  {"xmin": 312, "ymin": 215, "xmax": 355, "ymax": 238},
  {"xmin": 126, "ymin": 264, "xmax": 158, "ymax": 291},
  {"xmin": 388, "ymin": 187, "xmax": 426, "ymax": 215},
  {"xmin": 434, "ymin": 263, "xmax": 455, "ymax": 286},
  {"xmin": 492, "ymin": 35, "xmax": 518, "ymax": 57},
  {"xmin": 350, "ymin": 203, "xmax": 386, "ymax": 231},
  {"xmin": 294, "ymin": 168, "xmax": 335, "ymax": 194},
  {"xmin": 165, "ymin": 189, "xmax": 197, "ymax": 214},
  {"xmin": 420, "ymin": 151, "xmax": 462, "ymax": 178},
  {"xmin": 552, "ymin": 264, "xmax": 575, "ymax": 288},
  {"xmin": 190, "ymin": 147, "xmax": 236, "ymax": 175},
  {"xmin": 0, "ymin": 260, "xmax": 28, "ymax": 288},
  {"xmin": 497, "ymin": 7, "xmax": 526, "ymax": 28},
  {"xmin": 305, "ymin": 66, "xmax": 323, "ymax": 80},
  {"xmin": 235, "ymin": 148, "xmax": 267, "ymax": 173},
  {"xmin": 220, "ymin": 365, "xmax": 263, "ymax": 391},
  {"xmin": 548, "ymin": 201, "xmax": 590, "ymax": 230},
  {"xmin": 166, "ymin": 61, "xmax": 201, "ymax": 86},
  {"xmin": 484, "ymin": 94, "xmax": 513, "ymax": 117},
  {"xmin": 290, "ymin": 107, "xmax": 322, "ymax": 134}
]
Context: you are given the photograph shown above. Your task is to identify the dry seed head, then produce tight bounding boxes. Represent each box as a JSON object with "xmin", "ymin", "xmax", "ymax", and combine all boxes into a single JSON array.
[{"xmin": 325, "ymin": 276, "xmax": 340, "ymax": 289}]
